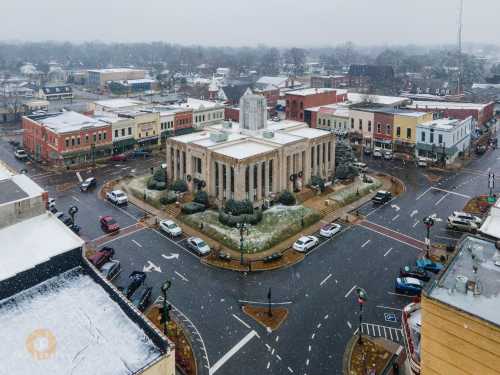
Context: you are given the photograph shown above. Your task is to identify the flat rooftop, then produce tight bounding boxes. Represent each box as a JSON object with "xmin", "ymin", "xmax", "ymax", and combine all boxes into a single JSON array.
[
  {"xmin": 408, "ymin": 100, "xmax": 493, "ymax": 111},
  {"xmin": 36, "ymin": 111, "xmax": 107, "ymax": 133},
  {"xmin": 417, "ymin": 117, "xmax": 467, "ymax": 131},
  {"xmin": 426, "ymin": 236, "xmax": 500, "ymax": 326},
  {"xmin": 213, "ymin": 140, "xmax": 276, "ymax": 160},
  {"xmin": 176, "ymin": 98, "xmax": 224, "ymax": 110},
  {"xmin": 95, "ymin": 98, "xmax": 146, "ymax": 109},
  {"xmin": 0, "ymin": 173, "xmax": 45, "ymax": 204},
  {"xmin": 88, "ymin": 68, "xmax": 146, "ymax": 74},
  {"xmin": 0, "ymin": 268, "xmax": 162, "ymax": 374},
  {"xmin": 0, "ymin": 179, "xmax": 28, "ymax": 204},
  {"xmin": 285, "ymin": 127, "xmax": 331, "ymax": 139},
  {"xmin": 347, "ymin": 93, "xmax": 408, "ymax": 106},
  {"xmin": 286, "ymin": 88, "xmax": 336, "ymax": 96},
  {"xmin": 0, "ymin": 213, "xmax": 84, "ymax": 281}
]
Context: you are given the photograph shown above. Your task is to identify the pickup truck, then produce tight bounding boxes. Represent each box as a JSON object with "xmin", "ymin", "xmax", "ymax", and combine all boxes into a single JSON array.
[{"xmin": 14, "ymin": 149, "xmax": 28, "ymax": 160}]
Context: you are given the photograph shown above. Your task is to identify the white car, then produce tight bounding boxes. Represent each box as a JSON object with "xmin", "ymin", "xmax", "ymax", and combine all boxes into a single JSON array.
[
  {"xmin": 383, "ymin": 151, "xmax": 393, "ymax": 160},
  {"xmin": 48, "ymin": 198, "xmax": 56, "ymax": 210},
  {"xmin": 186, "ymin": 237, "xmax": 211, "ymax": 255},
  {"xmin": 106, "ymin": 190, "xmax": 128, "ymax": 205},
  {"xmin": 14, "ymin": 149, "xmax": 28, "ymax": 160},
  {"xmin": 417, "ymin": 158, "xmax": 428, "ymax": 167},
  {"xmin": 293, "ymin": 235, "xmax": 319, "ymax": 252},
  {"xmin": 352, "ymin": 162, "xmax": 368, "ymax": 173},
  {"xmin": 450, "ymin": 211, "xmax": 482, "ymax": 226},
  {"xmin": 319, "ymin": 223, "xmax": 342, "ymax": 238},
  {"xmin": 373, "ymin": 149, "xmax": 383, "ymax": 158},
  {"xmin": 159, "ymin": 219, "xmax": 182, "ymax": 237},
  {"xmin": 447, "ymin": 216, "xmax": 478, "ymax": 232}
]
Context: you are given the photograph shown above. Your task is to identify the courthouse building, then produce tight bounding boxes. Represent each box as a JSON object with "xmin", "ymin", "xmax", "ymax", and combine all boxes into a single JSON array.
[{"xmin": 166, "ymin": 95, "xmax": 336, "ymax": 206}]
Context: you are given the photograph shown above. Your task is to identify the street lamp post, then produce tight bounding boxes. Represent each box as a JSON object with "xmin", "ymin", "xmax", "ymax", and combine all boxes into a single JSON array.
[
  {"xmin": 355, "ymin": 287, "xmax": 368, "ymax": 344},
  {"xmin": 267, "ymin": 287, "xmax": 273, "ymax": 317},
  {"xmin": 423, "ymin": 216, "xmax": 435, "ymax": 258},
  {"xmin": 160, "ymin": 280, "xmax": 172, "ymax": 336},
  {"xmin": 236, "ymin": 222, "xmax": 250, "ymax": 265}
]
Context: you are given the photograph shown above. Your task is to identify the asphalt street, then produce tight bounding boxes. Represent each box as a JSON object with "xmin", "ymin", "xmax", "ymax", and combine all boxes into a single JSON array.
[{"xmin": 2, "ymin": 129, "xmax": 499, "ymax": 375}]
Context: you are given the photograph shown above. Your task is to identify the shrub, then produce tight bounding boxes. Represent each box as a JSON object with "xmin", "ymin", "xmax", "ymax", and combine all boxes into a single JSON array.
[
  {"xmin": 224, "ymin": 199, "xmax": 253, "ymax": 215},
  {"xmin": 160, "ymin": 191, "xmax": 177, "ymax": 205},
  {"xmin": 218, "ymin": 209, "xmax": 263, "ymax": 227},
  {"xmin": 147, "ymin": 177, "xmax": 167, "ymax": 191},
  {"xmin": 181, "ymin": 202, "xmax": 206, "ymax": 214},
  {"xmin": 193, "ymin": 190, "xmax": 209, "ymax": 207},
  {"xmin": 311, "ymin": 175, "xmax": 325, "ymax": 192},
  {"xmin": 153, "ymin": 168, "xmax": 167, "ymax": 182},
  {"xmin": 278, "ymin": 191, "xmax": 296, "ymax": 206},
  {"xmin": 171, "ymin": 179, "xmax": 188, "ymax": 193}
]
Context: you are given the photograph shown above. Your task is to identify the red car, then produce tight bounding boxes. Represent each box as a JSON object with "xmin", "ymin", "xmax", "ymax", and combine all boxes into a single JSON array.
[
  {"xmin": 100, "ymin": 215, "xmax": 120, "ymax": 233},
  {"xmin": 88, "ymin": 246, "xmax": 115, "ymax": 269},
  {"xmin": 111, "ymin": 153, "xmax": 127, "ymax": 161}
]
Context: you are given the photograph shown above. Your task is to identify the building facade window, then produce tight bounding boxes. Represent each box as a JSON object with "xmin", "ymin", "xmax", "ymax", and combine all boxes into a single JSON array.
[
  {"xmin": 438, "ymin": 134, "xmax": 443, "ymax": 144},
  {"xmin": 359, "ymin": 119, "xmax": 362, "ymax": 131},
  {"xmin": 421, "ymin": 132, "xmax": 426, "ymax": 142},
  {"xmin": 115, "ymin": 130, "xmax": 119, "ymax": 138},
  {"xmin": 406, "ymin": 128, "xmax": 411, "ymax": 139},
  {"xmin": 377, "ymin": 123, "xmax": 381, "ymax": 133},
  {"xmin": 368, "ymin": 121, "xmax": 371, "ymax": 132}
]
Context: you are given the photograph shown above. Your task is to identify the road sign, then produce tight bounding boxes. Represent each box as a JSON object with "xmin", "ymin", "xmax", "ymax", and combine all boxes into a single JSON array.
[{"xmin": 384, "ymin": 312, "xmax": 397, "ymax": 323}]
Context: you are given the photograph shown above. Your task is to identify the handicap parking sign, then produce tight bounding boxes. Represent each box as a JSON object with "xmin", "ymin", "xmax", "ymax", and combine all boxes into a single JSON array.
[{"xmin": 384, "ymin": 312, "xmax": 397, "ymax": 323}]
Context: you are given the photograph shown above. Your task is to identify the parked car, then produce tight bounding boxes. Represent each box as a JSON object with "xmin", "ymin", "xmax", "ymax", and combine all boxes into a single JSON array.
[
  {"xmin": 100, "ymin": 260, "xmax": 121, "ymax": 281},
  {"xmin": 372, "ymin": 190, "xmax": 392, "ymax": 204},
  {"xmin": 352, "ymin": 162, "xmax": 368, "ymax": 173},
  {"xmin": 475, "ymin": 144, "xmax": 487, "ymax": 155},
  {"xmin": 417, "ymin": 158, "xmax": 428, "ymax": 167},
  {"xmin": 80, "ymin": 177, "xmax": 97, "ymax": 191},
  {"xmin": 447, "ymin": 216, "xmax": 478, "ymax": 232},
  {"xmin": 100, "ymin": 215, "xmax": 120, "ymax": 233},
  {"xmin": 88, "ymin": 247, "xmax": 115, "ymax": 269},
  {"xmin": 363, "ymin": 148, "xmax": 372, "ymax": 155},
  {"xmin": 395, "ymin": 277, "xmax": 424, "ymax": 295},
  {"xmin": 399, "ymin": 265, "xmax": 430, "ymax": 282},
  {"xmin": 293, "ymin": 235, "xmax": 319, "ymax": 252},
  {"xmin": 416, "ymin": 258, "xmax": 444, "ymax": 274},
  {"xmin": 319, "ymin": 223, "xmax": 342, "ymax": 238},
  {"xmin": 263, "ymin": 252, "xmax": 283, "ymax": 263},
  {"xmin": 450, "ymin": 211, "xmax": 482, "ymax": 226},
  {"xmin": 373, "ymin": 149, "xmax": 383, "ymax": 158},
  {"xmin": 159, "ymin": 219, "xmax": 182, "ymax": 237},
  {"xmin": 14, "ymin": 148, "xmax": 28, "ymax": 160},
  {"xmin": 131, "ymin": 149, "xmax": 152, "ymax": 158},
  {"xmin": 106, "ymin": 190, "xmax": 128, "ymax": 205},
  {"xmin": 131, "ymin": 286, "xmax": 153, "ymax": 312},
  {"xmin": 111, "ymin": 153, "xmax": 128, "ymax": 162},
  {"xmin": 383, "ymin": 151, "xmax": 393, "ymax": 160},
  {"xmin": 186, "ymin": 237, "xmax": 211, "ymax": 255},
  {"xmin": 124, "ymin": 271, "xmax": 147, "ymax": 299}
]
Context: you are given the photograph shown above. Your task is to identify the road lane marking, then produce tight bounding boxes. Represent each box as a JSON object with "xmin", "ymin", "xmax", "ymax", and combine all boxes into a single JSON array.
[
  {"xmin": 287, "ymin": 367, "xmax": 294, "ymax": 373},
  {"xmin": 132, "ymin": 239, "xmax": 142, "ymax": 248},
  {"xmin": 361, "ymin": 240, "xmax": 370, "ymax": 248},
  {"xmin": 392, "ymin": 214, "xmax": 400, "ymax": 221},
  {"xmin": 311, "ymin": 333, "xmax": 315, "ymax": 339},
  {"xmin": 347, "ymin": 321, "xmax": 352, "ymax": 329},
  {"xmin": 76, "ymin": 171, "xmax": 83, "ymax": 183},
  {"xmin": 431, "ymin": 186, "xmax": 471, "ymax": 198},
  {"xmin": 383, "ymin": 248, "xmax": 393, "ymax": 257},
  {"xmin": 412, "ymin": 221, "xmax": 419, "ymax": 228},
  {"xmin": 434, "ymin": 193, "xmax": 449, "ymax": 206},
  {"xmin": 232, "ymin": 314, "xmax": 251, "ymax": 329},
  {"xmin": 266, "ymin": 362, "xmax": 270, "ymax": 369},
  {"xmin": 174, "ymin": 271, "xmax": 189, "ymax": 282},
  {"xmin": 388, "ymin": 291, "xmax": 415, "ymax": 298},
  {"xmin": 324, "ymin": 314, "xmax": 329, "ymax": 320},
  {"xmin": 71, "ymin": 196, "xmax": 80, "ymax": 202},
  {"xmin": 308, "ymin": 345, "xmax": 311, "ymax": 352},
  {"xmin": 345, "ymin": 285, "xmax": 357, "ymax": 298},
  {"xmin": 320, "ymin": 273, "xmax": 332, "ymax": 286},
  {"xmin": 317, "ymin": 323, "xmax": 322, "ymax": 329},
  {"xmin": 238, "ymin": 299, "xmax": 293, "ymax": 305},
  {"xmin": 416, "ymin": 187, "xmax": 431, "ymax": 200},
  {"xmin": 276, "ymin": 354, "xmax": 281, "ymax": 360},
  {"xmin": 306, "ymin": 359, "xmax": 309, "ymax": 366},
  {"xmin": 376, "ymin": 305, "xmax": 403, "ymax": 311},
  {"xmin": 209, "ymin": 330, "xmax": 258, "ymax": 375}
]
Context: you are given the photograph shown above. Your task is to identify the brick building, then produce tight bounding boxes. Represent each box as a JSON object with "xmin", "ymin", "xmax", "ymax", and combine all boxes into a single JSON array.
[
  {"xmin": 406, "ymin": 100, "xmax": 495, "ymax": 127},
  {"xmin": 310, "ymin": 75, "xmax": 351, "ymax": 89},
  {"xmin": 22, "ymin": 111, "xmax": 112, "ymax": 166},
  {"xmin": 285, "ymin": 88, "xmax": 344, "ymax": 122},
  {"xmin": 373, "ymin": 111, "xmax": 394, "ymax": 150}
]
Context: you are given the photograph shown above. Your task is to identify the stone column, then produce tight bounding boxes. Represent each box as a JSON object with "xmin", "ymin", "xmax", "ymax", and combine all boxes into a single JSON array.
[
  {"xmin": 225, "ymin": 162, "xmax": 232, "ymax": 200},
  {"xmin": 264, "ymin": 159, "xmax": 270, "ymax": 197},
  {"xmin": 174, "ymin": 148, "xmax": 179, "ymax": 181},
  {"xmin": 304, "ymin": 146, "xmax": 311, "ymax": 185},
  {"xmin": 318, "ymin": 142, "xmax": 323, "ymax": 178},
  {"xmin": 248, "ymin": 164, "xmax": 254, "ymax": 202},
  {"xmin": 217, "ymin": 161, "xmax": 223, "ymax": 202},
  {"xmin": 180, "ymin": 149, "xmax": 185, "ymax": 179},
  {"xmin": 235, "ymin": 164, "xmax": 245, "ymax": 200},
  {"xmin": 256, "ymin": 161, "xmax": 262, "ymax": 202}
]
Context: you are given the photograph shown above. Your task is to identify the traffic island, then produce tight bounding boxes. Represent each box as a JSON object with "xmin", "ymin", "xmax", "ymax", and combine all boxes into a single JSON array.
[
  {"xmin": 147, "ymin": 305, "xmax": 197, "ymax": 375},
  {"xmin": 463, "ymin": 194, "xmax": 492, "ymax": 215},
  {"xmin": 242, "ymin": 305, "xmax": 288, "ymax": 332},
  {"xmin": 343, "ymin": 335, "xmax": 406, "ymax": 375}
]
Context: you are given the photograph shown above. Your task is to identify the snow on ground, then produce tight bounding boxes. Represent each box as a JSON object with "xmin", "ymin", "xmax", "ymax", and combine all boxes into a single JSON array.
[{"xmin": 0, "ymin": 268, "xmax": 161, "ymax": 375}]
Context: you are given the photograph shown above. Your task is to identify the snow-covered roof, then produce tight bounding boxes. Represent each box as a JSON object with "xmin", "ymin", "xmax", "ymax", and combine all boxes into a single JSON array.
[
  {"xmin": 407, "ymin": 100, "xmax": 493, "ymax": 111},
  {"xmin": 0, "ymin": 268, "xmax": 162, "ymax": 374},
  {"xmin": 176, "ymin": 98, "xmax": 224, "ymax": 110},
  {"xmin": 213, "ymin": 140, "xmax": 276, "ymax": 160},
  {"xmin": 417, "ymin": 117, "xmax": 470, "ymax": 131},
  {"xmin": 115, "ymin": 78, "xmax": 156, "ymax": 85},
  {"xmin": 192, "ymin": 133, "xmax": 247, "ymax": 147},
  {"xmin": 286, "ymin": 88, "xmax": 336, "ymax": 96},
  {"xmin": 0, "ymin": 213, "xmax": 84, "ymax": 281},
  {"xmin": 37, "ymin": 111, "xmax": 107, "ymax": 133},
  {"xmin": 0, "ymin": 163, "xmax": 14, "ymax": 180},
  {"xmin": 285, "ymin": 127, "xmax": 331, "ymax": 139},
  {"xmin": 88, "ymin": 68, "xmax": 146, "ymax": 74},
  {"xmin": 256, "ymin": 76, "xmax": 289, "ymax": 88},
  {"xmin": 427, "ymin": 236, "xmax": 500, "ymax": 326},
  {"xmin": 95, "ymin": 98, "xmax": 146, "ymax": 109},
  {"xmin": 479, "ymin": 200, "xmax": 500, "ymax": 239},
  {"xmin": 347, "ymin": 93, "xmax": 408, "ymax": 106}
]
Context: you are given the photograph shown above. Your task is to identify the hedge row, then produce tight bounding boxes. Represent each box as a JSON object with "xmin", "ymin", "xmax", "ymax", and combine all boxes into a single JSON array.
[
  {"xmin": 181, "ymin": 202, "xmax": 206, "ymax": 214},
  {"xmin": 218, "ymin": 209, "xmax": 263, "ymax": 227}
]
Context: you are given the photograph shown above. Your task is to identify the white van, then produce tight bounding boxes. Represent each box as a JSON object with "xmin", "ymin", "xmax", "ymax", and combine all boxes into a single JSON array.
[{"xmin": 352, "ymin": 162, "xmax": 368, "ymax": 173}]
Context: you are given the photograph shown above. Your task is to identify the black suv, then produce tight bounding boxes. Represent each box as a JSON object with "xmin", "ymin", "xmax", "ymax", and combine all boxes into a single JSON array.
[{"xmin": 372, "ymin": 191, "xmax": 392, "ymax": 204}]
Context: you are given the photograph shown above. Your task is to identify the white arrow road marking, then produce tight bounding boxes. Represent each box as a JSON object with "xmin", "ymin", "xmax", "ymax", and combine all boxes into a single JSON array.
[
  {"xmin": 76, "ymin": 172, "xmax": 83, "ymax": 183},
  {"xmin": 174, "ymin": 271, "xmax": 189, "ymax": 282},
  {"xmin": 162, "ymin": 253, "xmax": 179, "ymax": 260},
  {"xmin": 410, "ymin": 210, "xmax": 418, "ymax": 218},
  {"xmin": 391, "ymin": 204, "xmax": 400, "ymax": 211},
  {"xmin": 143, "ymin": 260, "xmax": 161, "ymax": 273}
]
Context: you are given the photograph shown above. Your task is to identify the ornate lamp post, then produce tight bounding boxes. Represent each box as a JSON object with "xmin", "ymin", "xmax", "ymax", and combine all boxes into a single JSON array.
[
  {"xmin": 423, "ymin": 216, "xmax": 435, "ymax": 258},
  {"xmin": 355, "ymin": 287, "xmax": 368, "ymax": 344},
  {"xmin": 160, "ymin": 280, "xmax": 172, "ymax": 336},
  {"xmin": 236, "ymin": 222, "xmax": 250, "ymax": 265}
]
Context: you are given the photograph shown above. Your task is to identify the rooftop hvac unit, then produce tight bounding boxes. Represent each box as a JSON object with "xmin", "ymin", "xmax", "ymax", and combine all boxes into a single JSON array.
[
  {"xmin": 209, "ymin": 131, "xmax": 228, "ymax": 143},
  {"xmin": 455, "ymin": 275, "xmax": 468, "ymax": 294},
  {"xmin": 262, "ymin": 130, "xmax": 274, "ymax": 139}
]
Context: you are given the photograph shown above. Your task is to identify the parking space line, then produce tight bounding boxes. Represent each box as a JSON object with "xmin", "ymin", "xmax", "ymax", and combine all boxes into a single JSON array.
[
  {"xmin": 388, "ymin": 291, "xmax": 415, "ymax": 298},
  {"xmin": 434, "ymin": 193, "xmax": 449, "ymax": 206},
  {"xmin": 361, "ymin": 240, "xmax": 370, "ymax": 248},
  {"xmin": 392, "ymin": 214, "xmax": 400, "ymax": 221},
  {"xmin": 232, "ymin": 314, "xmax": 251, "ymax": 329},
  {"xmin": 238, "ymin": 299, "xmax": 293, "ymax": 306},
  {"xmin": 152, "ymin": 229, "xmax": 200, "ymax": 260},
  {"xmin": 416, "ymin": 187, "xmax": 431, "ymax": 200},
  {"xmin": 412, "ymin": 221, "xmax": 419, "ymax": 228},
  {"xmin": 430, "ymin": 186, "xmax": 471, "ymax": 199},
  {"xmin": 383, "ymin": 248, "xmax": 393, "ymax": 257},
  {"xmin": 344, "ymin": 285, "xmax": 357, "ymax": 298},
  {"xmin": 319, "ymin": 273, "xmax": 332, "ymax": 286},
  {"xmin": 132, "ymin": 239, "xmax": 143, "ymax": 248},
  {"xmin": 72, "ymin": 196, "xmax": 80, "ymax": 202},
  {"xmin": 209, "ymin": 330, "xmax": 258, "ymax": 375},
  {"xmin": 174, "ymin": 270, "xmax": 189, "ymax": 282},
  {"xmin": 376, "ymin": 305, "xmax": 403, "ymax": 311}
]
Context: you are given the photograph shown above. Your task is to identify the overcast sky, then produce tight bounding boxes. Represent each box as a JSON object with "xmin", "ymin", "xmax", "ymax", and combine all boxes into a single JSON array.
[{"xmin": 2, "ymin": 0, "xmax": 498, "ymax": 46}]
